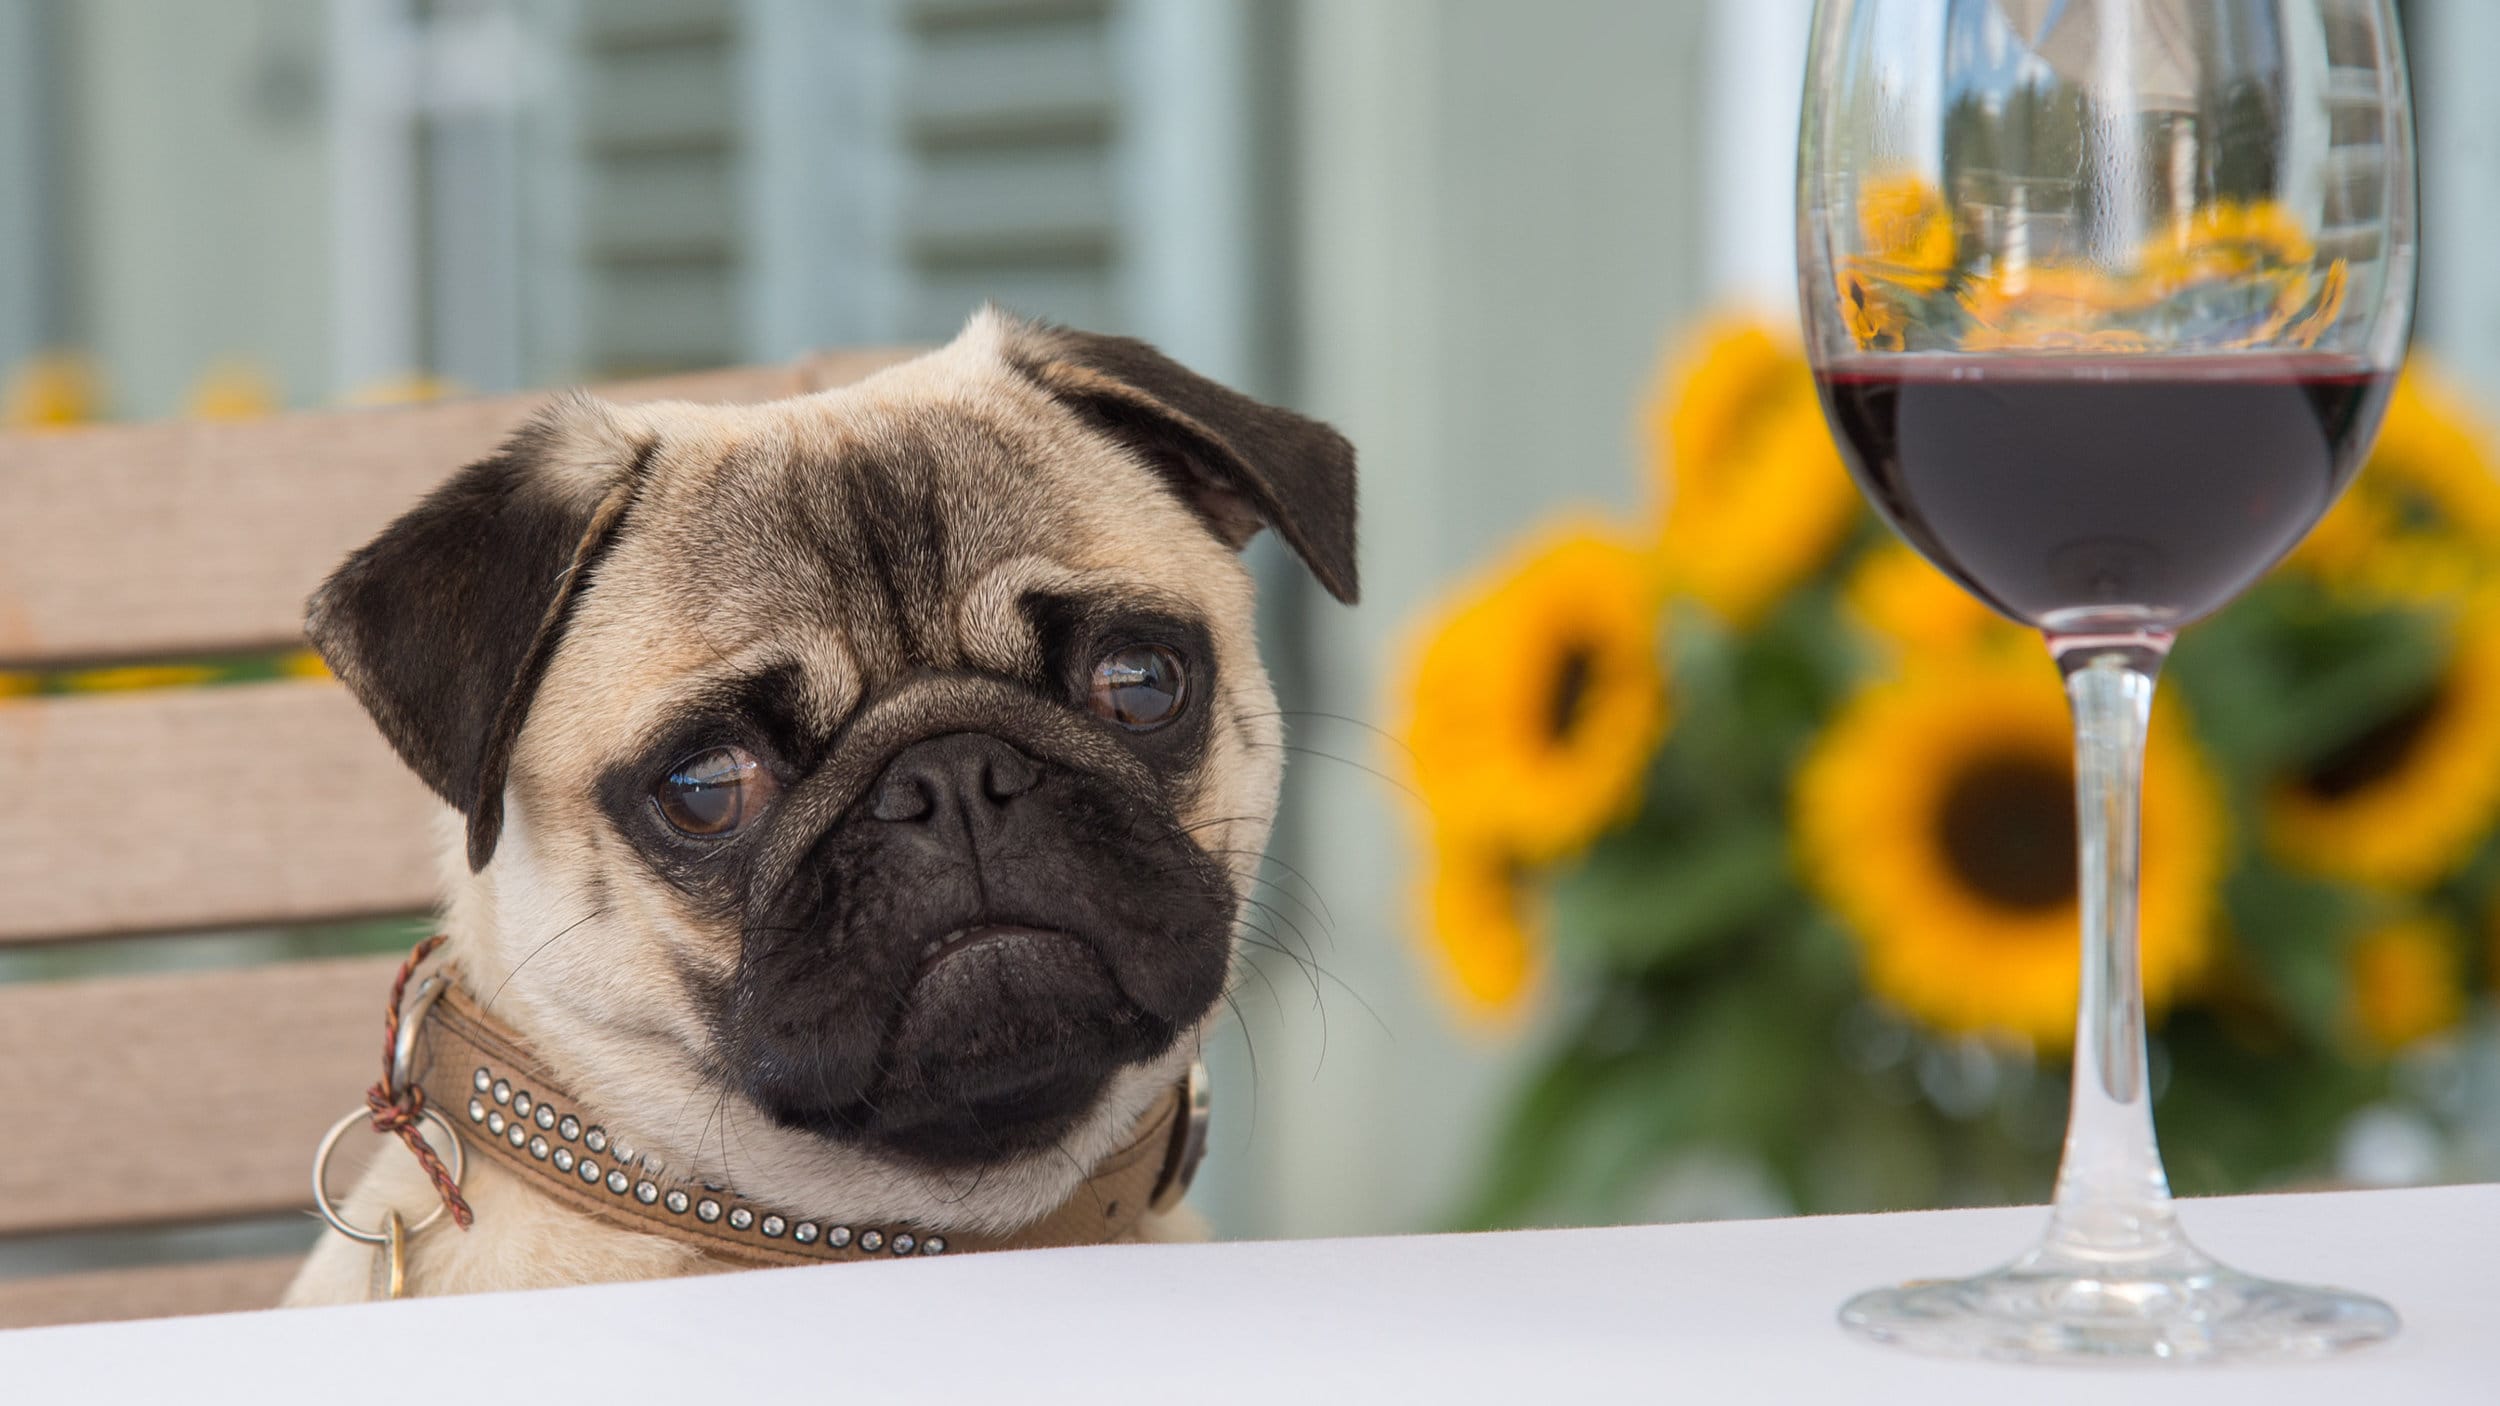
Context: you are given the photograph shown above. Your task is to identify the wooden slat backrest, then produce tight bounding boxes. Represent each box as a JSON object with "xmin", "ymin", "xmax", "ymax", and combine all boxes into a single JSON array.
[
  {"xmin": 0, "ymin": 349, "xmax": 914, "ymax": 1327},
  {"xmin": 0, "ymin": 352, "xmax": 909, "ymax": 666},
  {"xmin": 0, "ymin": 957, "xmax": 400, "ymax": 1239},
  {"xmin": 0, "ymin": 683, "xmax": 441, "ymax": 945},
  {"xmin": 0, "ymin": 1258, "xmax": 307, "ymax": 1330}
]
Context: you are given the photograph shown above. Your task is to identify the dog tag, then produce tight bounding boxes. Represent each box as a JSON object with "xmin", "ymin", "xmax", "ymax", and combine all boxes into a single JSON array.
[{"xmin": 367, "ymin": 1209, "xmax": 409, "ymax": 1301}]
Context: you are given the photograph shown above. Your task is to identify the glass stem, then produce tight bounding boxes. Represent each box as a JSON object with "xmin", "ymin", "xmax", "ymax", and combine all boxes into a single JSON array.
[{"xmin": 2040, "ymin": 633, "xmax": 2190, "ymax": 1267}]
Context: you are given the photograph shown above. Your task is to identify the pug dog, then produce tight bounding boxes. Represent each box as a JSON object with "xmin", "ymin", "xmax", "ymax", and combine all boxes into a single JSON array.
[{"xmin": 283, "ymin": 309, "xmax": 1356, "ymax": 1303}]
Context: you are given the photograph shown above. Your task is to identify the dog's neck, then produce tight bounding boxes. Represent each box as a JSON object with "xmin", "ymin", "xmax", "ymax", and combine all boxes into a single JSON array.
[{"xmin": 402, "ymin": 966, "xmax": 1208, "ymax": 1266}]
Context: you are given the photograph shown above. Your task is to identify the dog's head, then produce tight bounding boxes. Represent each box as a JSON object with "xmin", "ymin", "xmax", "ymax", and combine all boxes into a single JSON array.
[{"xmin": 308, "ymin": 310, "xmax": 1355, "ymax": 1228}]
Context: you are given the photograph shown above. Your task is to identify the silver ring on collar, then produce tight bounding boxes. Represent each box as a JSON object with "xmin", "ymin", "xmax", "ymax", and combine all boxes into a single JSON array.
[
  {"xmin": 311, "ymin": 1105, "xmax": 466, "ymax": 1245},
  {"xmin": 389, "ymin": 973, "xmax": 448, "ymax": 1095},
  {"xmin": 1150, "ymin": 1059, "xmax": 1212, "ymax": 1213}
]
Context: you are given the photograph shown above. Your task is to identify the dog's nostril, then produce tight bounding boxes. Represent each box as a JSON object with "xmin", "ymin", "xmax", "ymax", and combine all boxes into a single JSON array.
[
  {"xmin": 982, "ymin": 748, "xmax": 1040, "ymax": 804},
  {"xmin": 870, "ymin": 775, "xmax": 935, "ymax": 823},
  {"xmin": 868, "ymin": 734, "xmax": 1044, "ymax": 827}
]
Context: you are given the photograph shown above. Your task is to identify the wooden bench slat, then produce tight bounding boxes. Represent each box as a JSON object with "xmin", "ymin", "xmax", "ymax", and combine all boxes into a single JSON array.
[
  {"xmin": 0, "ymin": 682, "xmax": 442, "ymax": 945},
  {"xmin": 0, "ymin": 957, "xmax": 398, "ymax": 1238},
  {"xmin": 0, "ymin": 1255, "xmax": 305, "ymax": 1330},
  {"xmin": 0, "ymin": 350, "xmax": 910, "ymax": 666}
]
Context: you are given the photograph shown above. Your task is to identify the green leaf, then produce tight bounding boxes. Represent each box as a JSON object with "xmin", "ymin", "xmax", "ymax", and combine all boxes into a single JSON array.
[
  {"xmin": 2154, "ymin": 1009, "xmax": 2387, "ymax": 1194},
  {"xmin": 1551, "ymin": 822, "xmax": 1795, "ymax": 971},
  {"xmin": 2221, "ymin": 866, "xmax": 2368, "ymax": 1042},
  {"xmin": 1447, "ymin": 1038, "xmax": 1611, "ymax": 1231},
  {"xmin": 2175, "ymin": 587, "xmax": 2449, "ymax": 780}
]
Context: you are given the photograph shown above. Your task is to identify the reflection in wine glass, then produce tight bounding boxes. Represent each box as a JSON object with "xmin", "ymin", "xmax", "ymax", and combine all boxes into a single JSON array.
[{"xmin": 1798, "ymin": 0, "xmax": 2413, "ymax": 1363}]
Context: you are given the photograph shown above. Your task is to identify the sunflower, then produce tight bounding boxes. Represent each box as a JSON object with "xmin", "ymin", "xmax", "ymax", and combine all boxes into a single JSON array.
[
  {"xmin": 2345, "ymin": 915, "xmax": 2466, "ymax": 1053},
  {"xmin": 2295, "ymin": 364, "xmax": 2500, "ymax": 602},
  {"xmin": 2136, "ymin": 201, "xmax": 2345, "ymax": 351},
  {"xmin": 1835, "ymin": 174, "xmax": 1956, "ymax": 350},
  {"xmin": 2139, "ymin": 199, "xmax": 2315, "ymax": 287},
  {"xmin": 1418, "ymin": 843, "xmax": 1544, "ymax": 1019},
  {"xmin": 1841, "ymin": 542, "xmax": 2021, "ymax": 662},
  {"xmin": 4, "ymin": 351, "xmax": 103, "ymax": 429},
  {"xmin": 2268, "ymin": 601, "xmax": 2500, "ymax": 889},
  {"xmin": 1957, "ymin": 264, "xmax": 2153, "ymax": 354},
  {"xmin": 1794, "ymin": 657, "xmax": 2225, "ymax": 1046},
  {"xmin": 1837, "ymin": 269, "xmax": 1914, "ymax": 352},
  {"xmin": 1851, "ymin": 173, "xmax": 1955, "ymax": 292},
  {"xmin": 1649, "ymin": 317, "xmax": 1861, "ymax": 626},
  {"xmin": 1399, "ymin": 522, "xmax": 1667, "ymax": 861}
]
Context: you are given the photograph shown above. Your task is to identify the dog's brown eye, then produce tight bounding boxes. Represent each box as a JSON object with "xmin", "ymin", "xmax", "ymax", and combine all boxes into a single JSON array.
[
  {"xmin": 656, "ymin": 746, "xmax": 776, "ymax": 837},
  {"xmin": 1088, "ymin": 645, "xmax": 1187, "ymax": 730}
]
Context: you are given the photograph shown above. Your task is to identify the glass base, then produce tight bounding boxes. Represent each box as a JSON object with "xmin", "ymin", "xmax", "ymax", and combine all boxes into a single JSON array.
[{"xmin": 1840, "ymin": 1241, "xmax": 2399, "ymax": 1364}]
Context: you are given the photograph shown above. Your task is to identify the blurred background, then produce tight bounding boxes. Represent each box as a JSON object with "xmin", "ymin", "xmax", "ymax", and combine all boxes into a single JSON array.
[{"xmin": 5, "ymin": 0, "xmax": 2500, "ymax": 1275}]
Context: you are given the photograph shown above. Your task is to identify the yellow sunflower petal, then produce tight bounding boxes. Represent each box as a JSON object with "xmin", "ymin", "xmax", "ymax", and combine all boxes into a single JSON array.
[
  {"xmin": 1648, "ymin": 316, "xmax": 1861, "ymax": 626},
  {"xmin": 2346, "ymin": 915, "xmax": 2465, "ymax": 1053},
  {"xmin": 2293, "ymin": 362, "xmax": 2500, "ymax": 602},
  {"xmin": 1398, "ymin": 521, "xmax": 1668, "ymax": 861},
  {"xmin": 1957, "ymin": 264, "xmax": 2147, "ymax": 353},
  {"xmin": 1852, "ymin": 172, "xmax": 1956, "ymax": 290},
  {"xmin": 1794, "ymin": 656, "xmax": 2225, "ymax": 1047},
  {"xmin": 1837, "ymin": 173, "xmax": 1957, "ymax": 341},
  {"xmin": 1841, "ymin": 543, "xmax": 2016, "ymax": 661},
  {"xmin": 1417, "ymin": 845, "xmax": 1542, "ymax": 1020}
]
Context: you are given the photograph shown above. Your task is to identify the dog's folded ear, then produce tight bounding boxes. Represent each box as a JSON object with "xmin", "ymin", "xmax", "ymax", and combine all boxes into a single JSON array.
[
  {"xmin": 996, "ymin": 315, "xmax": 1360, "ymax": 603},
  {"xmin": 306, "ymin": 393, "xmax": 650, "ymax": 871}
]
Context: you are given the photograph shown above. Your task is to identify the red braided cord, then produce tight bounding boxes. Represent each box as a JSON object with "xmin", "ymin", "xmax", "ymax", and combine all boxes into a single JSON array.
[{"xmin": 368, "ymin": 935, "xmax": 473, "ymax": 1229}]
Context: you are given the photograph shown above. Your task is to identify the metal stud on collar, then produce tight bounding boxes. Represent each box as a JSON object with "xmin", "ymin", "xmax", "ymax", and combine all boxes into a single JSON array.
[{"xmin": 441, "ymin": 1050, "xmax": 1087, "ymax": 1261}]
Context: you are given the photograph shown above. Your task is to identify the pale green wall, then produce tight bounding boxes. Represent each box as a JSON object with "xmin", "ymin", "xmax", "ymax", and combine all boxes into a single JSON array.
[
  {"xmin": 1194, "ymin": 0, "xmax": 1717, "ymax": 1240},
  {"xmin": 65, "ymin": 0, "xmax": 336, "ymax": 416}
]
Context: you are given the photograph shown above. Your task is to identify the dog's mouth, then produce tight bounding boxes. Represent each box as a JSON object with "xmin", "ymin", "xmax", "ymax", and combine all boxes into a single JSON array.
[
  {"xmin": 888, "ymin": 918, "xmax": 1131, "ymax": 1045},
  {"xmin": 819, "ymin": 918, "xmax": 1160, "ymax": 1163},
  {"xmin": 912, "ymin": 923, "xmax": 1090, "ymax": 983}
]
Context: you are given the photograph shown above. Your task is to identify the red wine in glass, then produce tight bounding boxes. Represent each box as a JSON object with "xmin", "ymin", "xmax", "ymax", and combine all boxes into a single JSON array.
[{"xmin": 1816, "ymin": 355, "xmax": 2394, "ymax": 630}]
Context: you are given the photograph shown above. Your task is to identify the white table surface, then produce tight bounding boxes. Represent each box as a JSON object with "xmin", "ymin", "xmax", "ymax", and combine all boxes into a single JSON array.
[{"xmin": 4, "ymin": 1184, "xmax": 2492, "ymax": 1404}]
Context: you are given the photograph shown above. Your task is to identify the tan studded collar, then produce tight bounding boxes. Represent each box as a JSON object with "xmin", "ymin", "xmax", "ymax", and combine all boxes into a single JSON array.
[{"xmin": 392, "ymin": 965, "xmax": 1209, "ymax": 1269}]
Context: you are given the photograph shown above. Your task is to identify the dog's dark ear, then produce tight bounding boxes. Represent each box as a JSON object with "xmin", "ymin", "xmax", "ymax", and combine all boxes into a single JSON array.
[
  {"xmin": 998, "ymin": 316, "xmax": 1359, "ymax": 603},
  {"xmin": 306, "ymin": 394, "xmax": 649, "ymax": 871}
]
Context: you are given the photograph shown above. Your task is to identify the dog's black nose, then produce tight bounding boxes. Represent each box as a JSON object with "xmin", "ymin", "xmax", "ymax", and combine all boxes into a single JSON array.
[{"xmin": 868, "ymin": 733, "xmax": 1042, "ymax": 827}]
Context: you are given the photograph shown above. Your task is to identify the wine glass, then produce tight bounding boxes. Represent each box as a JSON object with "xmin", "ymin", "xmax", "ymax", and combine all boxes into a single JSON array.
[{"xmin": 1798, "ymin": 0, "xmax": 2414, "ymax": 1364}]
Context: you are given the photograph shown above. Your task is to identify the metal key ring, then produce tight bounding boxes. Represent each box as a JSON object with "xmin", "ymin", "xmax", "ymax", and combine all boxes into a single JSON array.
[{"xmin": 311, "ymin": 1106, "xmax": 465, "ymax": 1245}]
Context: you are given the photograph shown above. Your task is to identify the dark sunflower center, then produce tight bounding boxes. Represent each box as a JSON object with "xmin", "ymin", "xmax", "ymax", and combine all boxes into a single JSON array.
[
  {"xmin": 2382, "ymin": 467, "xmax": 2442, "ymax": 535},
  {"xmin": 1548, "ymin": 644, "xmax": 1597, "ymax": 744},
  {"xmin": 2301, "ymin": 688, "xmax": 2443, "ymax": 801},
  {"xmin": 1937, "ymin": 756, "xmax": 2077, "ymax": 911}
]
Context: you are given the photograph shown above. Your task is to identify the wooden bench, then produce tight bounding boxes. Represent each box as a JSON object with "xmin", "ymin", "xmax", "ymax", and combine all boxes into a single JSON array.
[{"xmin": 0, "ymin": 351, "xmax": 909, "ymax": 1329}]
